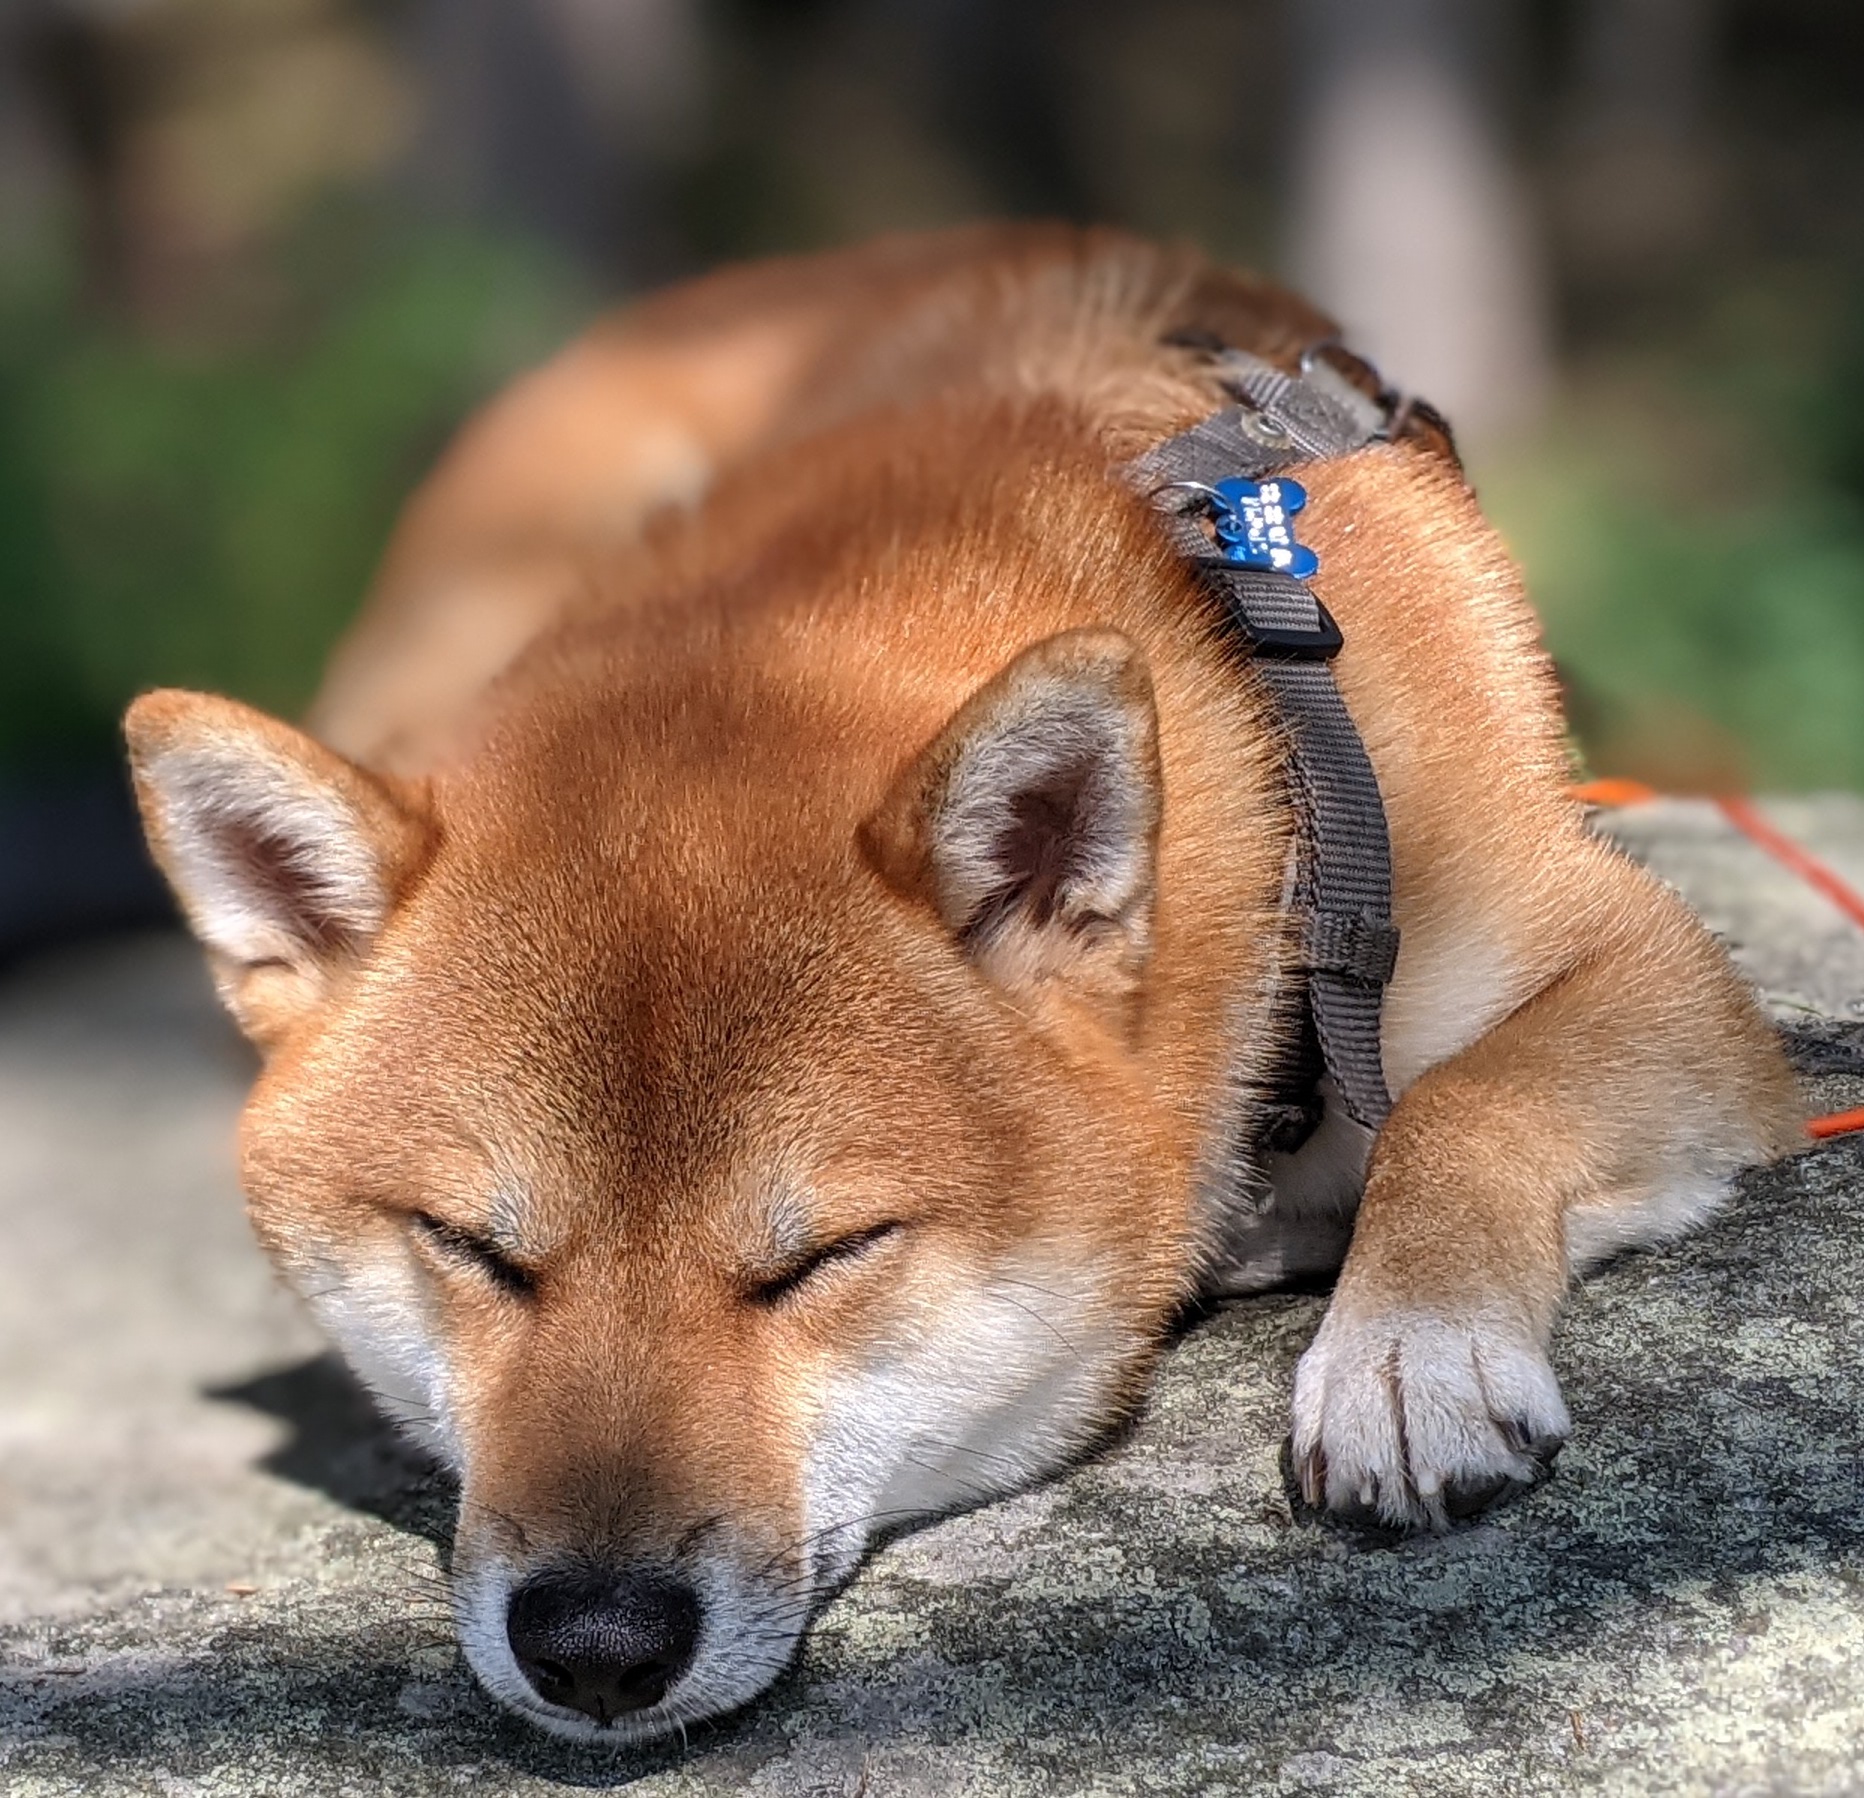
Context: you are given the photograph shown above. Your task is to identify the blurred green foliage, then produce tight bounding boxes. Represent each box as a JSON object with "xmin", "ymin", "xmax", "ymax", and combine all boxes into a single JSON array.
[
  {"xmin": 1486, "ymin": 274, "xmax": 1864, "ymax": 791},
  {"xmin": 0, "ymin": 217, "xmax": 584, "ymax": 768},
  {"xmin": 0, "ymin": 214, "xmax": 1858, "ymax": 792}
]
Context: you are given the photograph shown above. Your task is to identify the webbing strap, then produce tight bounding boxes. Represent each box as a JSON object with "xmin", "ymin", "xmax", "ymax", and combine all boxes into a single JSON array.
[{"xmin": 1131, "ymin": 351, "xmax": 1399, "ymax": 1133}]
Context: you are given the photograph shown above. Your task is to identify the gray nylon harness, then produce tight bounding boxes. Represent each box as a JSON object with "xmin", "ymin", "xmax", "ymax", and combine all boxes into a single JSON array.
[{"xmin": 1131, "ymin": 348, "xmax": 1403, "ymax": 1143}]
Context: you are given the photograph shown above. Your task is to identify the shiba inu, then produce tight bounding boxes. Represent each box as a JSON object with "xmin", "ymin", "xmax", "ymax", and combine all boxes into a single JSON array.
[{"xmin": 124, "ymin": 224, "xmax": 1801, "ymax": 1743}]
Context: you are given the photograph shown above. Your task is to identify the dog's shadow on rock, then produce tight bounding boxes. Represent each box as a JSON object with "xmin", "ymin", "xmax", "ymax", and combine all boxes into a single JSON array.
[
  {"xmin": 208, "ymin": 1354, "xmax": 458, "ymax": 1549},
  {"xmin": 10, "ymin": 1619, "xmax": 749, "ymax": 1792}
]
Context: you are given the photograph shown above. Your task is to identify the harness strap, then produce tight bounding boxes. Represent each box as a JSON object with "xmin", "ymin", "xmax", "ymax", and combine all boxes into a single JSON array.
[{"xmin": 1131, "ymin": 350, "xmax": 1399, "ymax": 1136}]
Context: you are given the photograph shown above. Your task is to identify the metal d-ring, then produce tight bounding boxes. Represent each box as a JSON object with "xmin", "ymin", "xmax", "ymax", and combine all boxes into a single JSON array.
[
  {"xmin": 1376, "ymin": 393, "xmax": 1418, "ymax": 442},
  {"xmin": 1302, "ymin": 336, "xmax": 1411, "ymax": 442}
]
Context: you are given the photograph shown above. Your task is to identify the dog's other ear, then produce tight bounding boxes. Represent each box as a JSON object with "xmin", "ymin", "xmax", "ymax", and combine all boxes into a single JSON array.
[
  {"xmin": 861, "ymin": 628, "xmax": 1161, "ymax": 1027},
  {"xmin": 124, "ymin": 690, "xmax": 432, "ymax": 1051}
]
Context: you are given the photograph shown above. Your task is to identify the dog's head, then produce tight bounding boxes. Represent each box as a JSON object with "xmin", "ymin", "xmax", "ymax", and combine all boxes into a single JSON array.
[{"xmin": 125, "ymin": 624, "xmax": 1196, "ymax": 1741}]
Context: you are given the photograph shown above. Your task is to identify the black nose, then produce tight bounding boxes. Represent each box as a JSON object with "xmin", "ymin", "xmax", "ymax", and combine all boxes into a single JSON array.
[{"xmin": 505, "ymin": 1564, "xmax": 702, "ymax": 1724}]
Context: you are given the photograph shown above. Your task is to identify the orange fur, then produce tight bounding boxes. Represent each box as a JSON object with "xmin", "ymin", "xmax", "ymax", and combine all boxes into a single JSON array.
[{"xmin": 124, "ymin": 225, "xmax": 1801, "ymax": 1742}]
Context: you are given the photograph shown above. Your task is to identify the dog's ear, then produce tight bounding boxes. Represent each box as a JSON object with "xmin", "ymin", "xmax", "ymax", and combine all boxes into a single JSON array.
[
  {"xmin": 861, "ymin": 628, "xmax": 1161, "ymax": 1027},
  {"xmin": 125, "ymin": 690, "xmax": 432, "ymax": 1051}
]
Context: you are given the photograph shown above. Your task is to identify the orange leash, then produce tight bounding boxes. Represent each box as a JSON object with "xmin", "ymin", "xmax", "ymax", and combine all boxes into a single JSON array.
[
  {"xmin": 1811, "ymin": 1108, "xmax": 1864, "ymax": 1141},
  {"xmin": 1715, "ymin": 796, "xmax": 1864, "ymax": 937},
  {"xmin": 1572, "ymin": 781, "xmax": 1864, "ymax": 1142},
  {"xmin": 1569, "ymin": 777, "xmax": 1662, "ymax": 808}
]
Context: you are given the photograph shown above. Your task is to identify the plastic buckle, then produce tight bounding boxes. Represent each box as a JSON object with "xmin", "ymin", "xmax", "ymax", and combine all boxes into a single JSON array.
[{"xmin": 1222, "ymin": 590, "xmax": 1345, "ymax": 661}]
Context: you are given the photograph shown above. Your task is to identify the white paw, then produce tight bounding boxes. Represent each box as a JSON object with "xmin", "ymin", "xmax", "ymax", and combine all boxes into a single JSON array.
[{"xmin": 1290, "ymin": 1305, "xmax": 1571, "ymax": 1530}]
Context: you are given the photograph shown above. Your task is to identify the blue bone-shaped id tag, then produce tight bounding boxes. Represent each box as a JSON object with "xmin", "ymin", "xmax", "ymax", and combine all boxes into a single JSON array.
[{"xmin": 1209, "ymin": 476, "xmax": 1319, "ymax": 579}]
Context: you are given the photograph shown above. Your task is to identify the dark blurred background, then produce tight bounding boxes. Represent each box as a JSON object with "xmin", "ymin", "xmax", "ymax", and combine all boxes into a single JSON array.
[{"xmin": 1, "ymin": 0, "xmax": 1861, "ymax": 958}]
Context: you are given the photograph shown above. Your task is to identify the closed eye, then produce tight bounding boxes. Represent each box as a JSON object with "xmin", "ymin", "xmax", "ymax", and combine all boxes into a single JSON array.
[
  {"xmin": 748, "ymin": 1221, "xmax": 904, "ymax": 1307},
  {"xmin": 409, "ymin": 1211, "xmax": 536, "ymax": 1298}
]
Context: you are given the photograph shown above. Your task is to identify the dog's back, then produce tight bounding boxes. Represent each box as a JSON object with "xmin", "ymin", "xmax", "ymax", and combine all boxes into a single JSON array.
[{"xmin": 306, "ymin": 223, "xmax": 1336, "ymax": 771}]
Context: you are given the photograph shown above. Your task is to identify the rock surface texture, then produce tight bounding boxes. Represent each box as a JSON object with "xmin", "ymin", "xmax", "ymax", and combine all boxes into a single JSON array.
[{"xmin": 4, "ymin": 796, "xmax": 1864, "ymax": 1797}]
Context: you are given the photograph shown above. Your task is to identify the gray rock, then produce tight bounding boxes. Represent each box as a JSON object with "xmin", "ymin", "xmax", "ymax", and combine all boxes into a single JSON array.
[{"xmin": 3, "ymin": 798, "xmax": 1863, "ymax": 1797}]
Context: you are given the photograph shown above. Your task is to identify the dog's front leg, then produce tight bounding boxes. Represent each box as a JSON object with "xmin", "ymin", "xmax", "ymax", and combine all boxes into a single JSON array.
[{"xmin": 1290, "ymin": 896, "xmax": 1801, "ymax": 1530}]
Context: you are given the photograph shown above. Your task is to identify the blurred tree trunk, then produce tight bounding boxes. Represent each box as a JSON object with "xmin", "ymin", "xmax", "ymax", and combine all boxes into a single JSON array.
[
  {"xmin": 1553, "ymin": 0, "xmax": 1718, "ymax": 293},
  {"xmin": 1286, "ymin": 0, "xmax": 1550, "ymax": 446},
  {"xmin": 4, "ymin": 0, "xmax": 412, "ymax": 334},
  {"xmin": 4, "ymin": 0, "xmax": 132, "ymax": 309},
  {"xmin": 401, "ymin": 0, "xmax": 706, "ymax": 289},
  {"xmin": 0, "ymin": 6, "xmax": 63, "ymax": 240}
]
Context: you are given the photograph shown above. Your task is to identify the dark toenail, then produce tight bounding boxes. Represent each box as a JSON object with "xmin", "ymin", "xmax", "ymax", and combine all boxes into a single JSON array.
[
  {"xmin": 1500, "ymin": 1418, "xmax": 1567, "ymax": 1466},
  {"xmin": 1443, "ymin": 1474, "xmax": 1515, "ymax": 1519}
]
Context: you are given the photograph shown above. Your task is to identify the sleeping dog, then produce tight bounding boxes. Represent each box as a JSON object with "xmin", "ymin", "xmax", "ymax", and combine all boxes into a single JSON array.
[{"xmin": 126, "ymin": 225, "xmax": 1801, "ymax": 1742}]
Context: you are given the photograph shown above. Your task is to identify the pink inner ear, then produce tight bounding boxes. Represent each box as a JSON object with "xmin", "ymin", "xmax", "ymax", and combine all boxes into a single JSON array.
[
  {"xmin": 127, "ymin": 691, "xmax": 430, "ymax": 1035},
  {"xmin": 214, "ymin": 808, "xmax": 368, "ymax": 959},
  {"xmin": 858, "ymin": 629, "xmax": 1160, "ymax": 988},
  {"xmin": 965, "ymin": 745, "xmax": 1114, "ymax": 941}
]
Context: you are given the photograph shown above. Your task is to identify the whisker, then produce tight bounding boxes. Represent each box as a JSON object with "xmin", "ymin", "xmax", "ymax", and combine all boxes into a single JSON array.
[{"xmin": 990, "ymin": 1279, "xmax": 1087, "ymax": 1360}]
